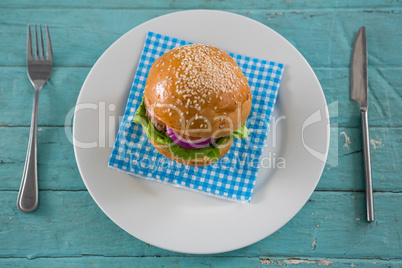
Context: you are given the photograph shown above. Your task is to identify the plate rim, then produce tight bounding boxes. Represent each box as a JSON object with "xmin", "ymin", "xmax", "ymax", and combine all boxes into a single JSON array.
[{"xmin": 73, "ymin": 9, "xmax": 330, "ymax": 254}]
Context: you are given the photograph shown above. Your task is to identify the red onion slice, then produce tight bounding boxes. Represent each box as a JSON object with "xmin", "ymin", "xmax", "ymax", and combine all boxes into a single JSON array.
[{"xmin": 166, "ymin": 126, "xmax": 212, "ymax": 149}]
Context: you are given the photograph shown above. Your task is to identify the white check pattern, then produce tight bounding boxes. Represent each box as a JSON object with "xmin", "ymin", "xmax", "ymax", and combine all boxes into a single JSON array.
[{"xmin": 109, "ymin": 32, "xmax": 284, "ymax": 203}]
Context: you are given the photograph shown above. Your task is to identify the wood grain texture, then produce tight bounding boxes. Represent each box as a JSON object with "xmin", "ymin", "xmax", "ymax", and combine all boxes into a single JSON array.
[
  {"xmin": 1, "ymin": 66, "xmax": 401, "ymax": 127},
  {"xmin": 0, "ymin": 9, "xmax": 400, "ymax": 68},
  {"xmin": 0, "ymin": 0, "xmax": 399, "ymax": 9},
  {"xmin": 0, "ymin": 126, "xmax": 400, "ymax": 191},
  {"xmin": 1, "ymin": 0, "xmax": 401, "ymax": 265},
  {"xmin": 0, "ymin": 256, "xmax": 400, "ymax": 267},
  {"xmin": 315, "ymin": 67, "xmax": 402, "ymax": 127},
  {"xmin": 0, "ymin": 127, "xmax": 84, "ymax": 190},
  {"xmin": 320, "ymin": 127, "xmax": 402, "ymax": 191},
  {"xmin": 0, "ymin": 67, "xmax": 86, "ymax": 126},
  {"xmin": 1, "ymin": 191, "xmax": 401, "ymax": 259}
]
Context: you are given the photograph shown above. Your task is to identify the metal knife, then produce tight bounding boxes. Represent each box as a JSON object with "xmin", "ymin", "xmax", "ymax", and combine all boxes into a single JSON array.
[{"xmin": 350, "ymin": 26, "xmax": 375, "ymax": 222}]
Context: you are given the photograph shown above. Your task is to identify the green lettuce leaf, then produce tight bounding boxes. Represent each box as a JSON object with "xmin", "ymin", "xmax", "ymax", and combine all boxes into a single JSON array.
[
  {"xmin": 132, "ymin": 97, "xmax": 250, "ymax": 161},
  {"xmin": 169, "ymin": 143, "xmax": 220, "ymax": 160},
  {"xmin": 206, "ymin": 148, "xmax": 221, "ymax": 162},
  {"xmin": 132, "ymin": 97, "xmax": 172, "ymax": 145},
  {"xmin": 231, "ymin": 123, "xmax": 250, "ymax": 139}
]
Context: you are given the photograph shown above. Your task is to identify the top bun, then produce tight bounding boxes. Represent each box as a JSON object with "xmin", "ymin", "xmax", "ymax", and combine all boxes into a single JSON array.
[{"xmin": 143, "ymin": 44, "xmax": 252, "ymax": 138}]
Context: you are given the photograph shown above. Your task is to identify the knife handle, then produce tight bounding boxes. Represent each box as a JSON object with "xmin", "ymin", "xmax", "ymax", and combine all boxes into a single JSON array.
[{"xmin": 361, "ymin": 109, "xmax": 374, "ymax": 222}]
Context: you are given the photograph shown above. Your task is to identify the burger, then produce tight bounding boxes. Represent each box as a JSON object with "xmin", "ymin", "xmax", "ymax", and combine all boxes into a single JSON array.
[{"xmin": 133, "ymin": 44, "xmax": 252, "ymax": 166}]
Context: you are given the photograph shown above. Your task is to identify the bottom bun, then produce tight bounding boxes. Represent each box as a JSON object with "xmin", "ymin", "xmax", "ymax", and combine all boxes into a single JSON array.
[{"xmin": 148, "ymin": 137, "xmax": 233, "ymax": 167}]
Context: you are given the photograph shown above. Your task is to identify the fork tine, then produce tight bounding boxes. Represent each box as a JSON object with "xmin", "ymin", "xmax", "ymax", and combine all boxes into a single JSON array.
[
  {"xmin": 45, "ymin": 25, "xmax": 53, "ymax": 61},
  {"xmin": 27, "ymin": 25, "xmax": 33, "ymax": 61},
  {"xmin": 34, "ymin": 24, "xmax": 39, "ymax": 60},
  {"xmin": 39, "ymin": 25, "xmax": 45, "ymax": 60}
]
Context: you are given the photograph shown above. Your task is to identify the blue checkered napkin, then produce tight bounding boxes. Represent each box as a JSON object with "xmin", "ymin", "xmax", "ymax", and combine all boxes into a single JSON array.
[{"xmin": 109, "ymin": 31, "xmax": 285, "ymax": 203}]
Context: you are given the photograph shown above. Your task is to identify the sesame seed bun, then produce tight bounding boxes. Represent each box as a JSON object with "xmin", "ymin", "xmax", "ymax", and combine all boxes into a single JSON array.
[
  {"xmin": 144, "ymin": 44, "xmax": 252, "ymax": 139},
  {"xmin": 148, "ymin": 136, "xmax": 233, "ymax": 167}
]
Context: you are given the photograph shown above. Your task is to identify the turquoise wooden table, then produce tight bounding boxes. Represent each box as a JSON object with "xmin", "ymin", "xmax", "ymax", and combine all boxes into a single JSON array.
[{"xmin": 1, "ymin": 1, "xmax": 401, "ymax": 267}]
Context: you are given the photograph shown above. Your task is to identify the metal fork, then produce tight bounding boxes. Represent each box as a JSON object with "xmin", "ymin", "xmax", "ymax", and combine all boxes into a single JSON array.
[{"xmin": 17, "ymin": 25, "xmax": 53, "ymax": 213}]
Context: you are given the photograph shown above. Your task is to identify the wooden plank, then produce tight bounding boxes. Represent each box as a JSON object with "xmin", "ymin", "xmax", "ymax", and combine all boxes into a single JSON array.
[
  {"xmin": 1, "ymin": 65, "xmax": 401, "ymax": 127},
  {"xmin": 0, "ymin": 126, "xmax": 400, "ymax": 191},
  {"xmin": 0, "ymin": 0, "xmax": 399, "ymax": 9},
  {"xmin": 0, "ymin": 256, "xmax": 400, "ymax": 267},
  {"xmin": 0, "ymin": 0, "xmax": 400, "ymax": 265},
  {"xmin": 319, "ymin": 127, "xmax": 402, "ymax": 191},
  {"xmin": 315, "ymin": 67, "xmax": 402, "ymax": 128},
  {"xmin": 0, "ymin": 67, "xmax": 86, "ymax": 126},
  {"xmin": 1, "ymin": 191, "xmax": 401, "ymax": 258},
  {"xmin": 0, "ymin": 127, "xmax": 84, "ymax": 190},
  {"xmin": 0, "ymin": 9, "xmax": 400, "ymax": 68}
]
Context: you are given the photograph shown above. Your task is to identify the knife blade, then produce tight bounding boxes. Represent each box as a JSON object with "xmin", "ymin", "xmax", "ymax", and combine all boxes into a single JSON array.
[
  {"xmin": 350, "ymin": 26, "xmax": 375, "ymax": 222},
  {"xmin": 351, "ymin": 27, "xmax": 368, "ymax": 110}
]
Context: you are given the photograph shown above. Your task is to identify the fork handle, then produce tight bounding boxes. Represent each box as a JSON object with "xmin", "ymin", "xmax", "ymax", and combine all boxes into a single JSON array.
[{"xmin": 17, "ymin": 88, "xmax": 40, "ymax": 213}]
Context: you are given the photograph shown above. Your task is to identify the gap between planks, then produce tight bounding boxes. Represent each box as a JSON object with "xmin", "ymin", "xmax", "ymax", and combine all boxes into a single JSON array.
[
  {"xmin": 0, "ymin": 255, "xmax": 401, "ymax": 261},
  {"xmin": 1, "ymin": 189, "xmax": 401, "ymax": 193},
  {"xmin": 0, "ymin": 7, "xmax": 400, "ymax": 12}
]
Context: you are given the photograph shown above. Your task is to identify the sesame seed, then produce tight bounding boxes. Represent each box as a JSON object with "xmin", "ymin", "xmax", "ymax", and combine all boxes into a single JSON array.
[
  {"xmin": 220, "ymin": 124, "xmax": 224, "ymax": 128},
  {"xmin": 169, "ymin": 112, "xmax": 172, "ymax": 116},
  {"xmin": 157, "ymin": 44, "xmax": 244, "ymax": 107},
  {"xmin": 213, "ymin": 107, "xmax": 217, "ymax": 110}
]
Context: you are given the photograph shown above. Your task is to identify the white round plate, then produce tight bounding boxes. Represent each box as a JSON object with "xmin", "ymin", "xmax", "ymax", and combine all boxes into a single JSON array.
[{"xmin": 73, "ymin": 10, "xmax": 329, "ymax": 254}]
